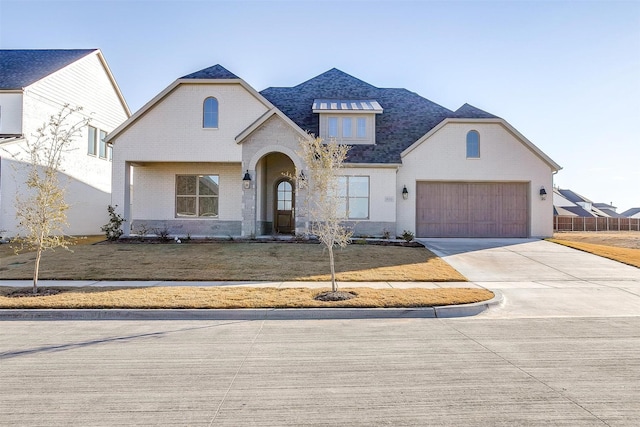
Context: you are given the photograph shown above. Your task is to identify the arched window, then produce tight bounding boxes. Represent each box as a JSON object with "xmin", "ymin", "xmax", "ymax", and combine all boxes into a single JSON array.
[
  {"xmin": 466, "ymin": 130, "xmax": 480, "ymax": 158},
  {"xmin": 203, "ymin": 97, "xmax": 219, "ymax": 128}
]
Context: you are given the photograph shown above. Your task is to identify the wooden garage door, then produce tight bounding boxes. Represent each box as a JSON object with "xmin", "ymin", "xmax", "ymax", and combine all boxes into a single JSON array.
[{"xmin": 416, "ymin": 182, "xmax": 529, "ymax": 237}]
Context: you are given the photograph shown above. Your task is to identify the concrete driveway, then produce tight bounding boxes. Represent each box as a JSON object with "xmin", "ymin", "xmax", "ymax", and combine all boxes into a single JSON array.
[{"xmin": 419, "ymin": 238, "xmax": 640, "ymax": 318}]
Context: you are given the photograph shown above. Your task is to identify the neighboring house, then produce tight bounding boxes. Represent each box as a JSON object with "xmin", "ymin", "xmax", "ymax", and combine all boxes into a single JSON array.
[
  {"xmin": 622, "ymin": 208, "xmax": 640, "ymax": 219},
  {"xmin": 107, "ymin": 65, "xmax": 561, "ymax": 239},
  {"xmin": 0, "ymin": 49, "xmax": 130, "ymax": 238},
  {"xmin": 553, "ymin": 188, "xmax": 625, "ymax": 218}
]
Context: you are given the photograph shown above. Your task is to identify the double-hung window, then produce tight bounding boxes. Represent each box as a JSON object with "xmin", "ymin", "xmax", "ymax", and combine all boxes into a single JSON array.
[
  {"xmin": 338, "ymin": 176, "xmax": 369, "ymax": 219},
  {"xmin": 176, "ymin": 175, "xmax": 219, "ymax": 217}
]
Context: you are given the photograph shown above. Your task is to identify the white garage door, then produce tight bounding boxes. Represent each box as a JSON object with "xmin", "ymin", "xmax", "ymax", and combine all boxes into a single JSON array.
[{"xmin": 416, "ymin": 182, "xmax": 529, "ymax": 238}]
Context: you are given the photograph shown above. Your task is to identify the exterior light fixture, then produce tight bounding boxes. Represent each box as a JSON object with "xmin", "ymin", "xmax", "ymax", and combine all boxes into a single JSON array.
[
  {"xmin": 402, "ymin": 185, "xmax": 409, "ymax": 200},
  {"xmin": 298, "ymin": 170, "xmax": 306, "ymax": 182},
  {"xmin": 243, "ymin": 170, "xmax": 252, "ymax": 189},
  {"xmin": 539, "ymin": 186, "xmax": 547, "ymax": 200}
]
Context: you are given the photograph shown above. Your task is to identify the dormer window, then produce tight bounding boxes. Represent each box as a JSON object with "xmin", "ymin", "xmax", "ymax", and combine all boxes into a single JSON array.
[
  {"xmin": 357, "ymin": 118, "xmax": 366, "ymax": 138},
  {"xmin": 328, "ymin": 117, "xmax": 338, "ymax": 138},
  {"xmin": 203, "ymin": 97, "xmax": 219, "ymax": 128},
  {"xmin": 313, "ymin": 99, "xmax": 382, "ymax": 145}
]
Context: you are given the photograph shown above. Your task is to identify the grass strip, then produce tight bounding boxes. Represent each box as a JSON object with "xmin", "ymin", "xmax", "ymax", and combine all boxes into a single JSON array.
[
  {"xmin": 0, "ymin": 286, "xmax": 493, "ymax": 309},
  {"xmin": 547, "ymin": 239, "xmax": 640, "ymax": 268}
]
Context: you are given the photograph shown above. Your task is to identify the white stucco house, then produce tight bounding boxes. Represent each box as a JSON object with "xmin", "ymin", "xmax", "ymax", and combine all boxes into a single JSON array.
[
  {"xmin": 0, "ymin": 49, "xmax": 130, "ymax": 237},
  {"xmin": 107, "ymin": 65, "xmax": 561, "ymax": 239}
]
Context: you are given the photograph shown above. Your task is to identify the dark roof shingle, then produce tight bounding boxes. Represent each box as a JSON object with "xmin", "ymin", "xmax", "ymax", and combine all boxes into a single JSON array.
[
  {"xmin": 0, "ymin": 49, "xmax": 96, "ymax": 89},
  {"xmin": 260, "ymin": 68, "xmax": 466, "ymax": 163},
  {"xmin": 181, "ymin": 64, "xmax": 239, "ymax": 80}
]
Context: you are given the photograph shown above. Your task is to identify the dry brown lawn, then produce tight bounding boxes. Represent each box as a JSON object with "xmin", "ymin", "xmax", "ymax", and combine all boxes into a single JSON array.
[
  {"xmin": 549, "ymin": 231, "xmax": 640, "ymax": 268},
  {"xmin": 0, "ymin": 238, "xmax": 466, "ymax": 282},
  {"xmin": 0, "ymin": 286, "xmax": 493, "ymax": 309}
]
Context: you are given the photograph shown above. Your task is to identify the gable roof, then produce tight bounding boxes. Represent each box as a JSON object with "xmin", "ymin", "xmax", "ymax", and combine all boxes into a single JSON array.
[
  {"xmin": 181, "ymin": 64, "xmax": 239, "ymax": 80},
  {"xmin": 557, "ymin": 189, "xmax": 592, "ymax": 204},
  {"xmin": 621, "ymin": 207, "xmax": 640, "ymax": 217},
  {"xmin": 0, "ymin": 49, "xmax": 97, "ymax": 89},
  {"xmin": 106, "ymin": 64, "xmax": 274, "ymax": 143},
  {"xmin": 451, "ymin": 103, "xmax": 499, "ymax": 119},
  {"xmin": 261, "ymin": 68, "xmax": 456, "ymax": 163}
]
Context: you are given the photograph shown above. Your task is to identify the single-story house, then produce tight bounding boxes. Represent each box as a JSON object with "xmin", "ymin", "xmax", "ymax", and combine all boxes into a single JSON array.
[
  {"xmin": 106, "ymin": 65, "xmax": 561, "ymax": 238},
  {"xmin": 0, "ymin": 49, "xmax": 130, "ymax": 237}
]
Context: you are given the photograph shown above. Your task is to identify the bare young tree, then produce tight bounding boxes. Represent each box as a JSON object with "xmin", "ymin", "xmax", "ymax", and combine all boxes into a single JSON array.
[
  {"xmin": 297, "ymin": 136, "xmax": 352, "ymax": 292},
  {"xmin": 12, "ymin": 105, "xmax": 90, "ymax": 294}
]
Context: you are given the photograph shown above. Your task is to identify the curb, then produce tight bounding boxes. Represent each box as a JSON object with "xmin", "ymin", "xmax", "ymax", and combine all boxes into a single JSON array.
[{"xmin": 0, "ymin": 291, "xmax": 503, "ymax": 321}]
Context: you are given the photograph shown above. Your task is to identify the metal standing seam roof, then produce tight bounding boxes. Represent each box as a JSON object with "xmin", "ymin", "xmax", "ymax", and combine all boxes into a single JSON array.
[
  {"xmin": 260, "ymin": 68, "xmax": 499, "ymax": 164},
  {"xmin": 312, "ymin": 99, "xmax": 383, "ymax": 112},
  {"xmin": 0, "ymin": 49, "xmax": 97, "ymax": 89}
]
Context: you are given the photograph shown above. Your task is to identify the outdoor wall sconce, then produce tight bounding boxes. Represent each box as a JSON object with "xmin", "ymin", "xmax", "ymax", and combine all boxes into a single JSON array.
[
  {"xmin": 242, "ymin": 170, "xmax": 252, "ymax": 189},
  {"xmin": 298, "ymin": 170, "xmax": 306, "ymax": 182},
  {"xmin": 402, "ymin": 185, "xmax": 409, "ymax": 200},
  {"xmin": 539, "ymin": 186, "xmax": 547, "ymax": 200}
]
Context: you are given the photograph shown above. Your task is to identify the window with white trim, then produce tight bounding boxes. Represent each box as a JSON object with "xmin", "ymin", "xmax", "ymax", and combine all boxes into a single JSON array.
[
  {"xmin": 338, "ymin": 176, "xmax": 369, "ymax": 219},
  {"xmin": 328, "ymin": 117, "xmax": 338, "ymax": 138},
  {"xmin": 356, "ymin": 117, "xmax": 366, "ymax": 138},
  {"xmin": 87, "ymin": 126, "xmax": 97, "ymax": 156},
  {"xmin": 99, "ymin": 130, "xmax": 107, "ymax": 159},
  {"xmin": 342, "ymin": 117, "xmax": 352, "ymax": 137},
  {"xmin": 176, "ymin": 175, "xmax": 219, "ymax": 217}
]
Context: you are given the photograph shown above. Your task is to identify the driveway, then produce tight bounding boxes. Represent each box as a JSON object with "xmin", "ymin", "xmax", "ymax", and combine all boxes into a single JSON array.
[{"xmin": 419, "ymin": 238, "xmax": 640, "ymax": 318}]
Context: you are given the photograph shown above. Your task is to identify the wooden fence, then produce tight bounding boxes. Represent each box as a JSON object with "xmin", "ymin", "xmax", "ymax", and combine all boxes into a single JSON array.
[{"xmin": 554, "ymin": 216, "xmax": 640, "ymax": 232}]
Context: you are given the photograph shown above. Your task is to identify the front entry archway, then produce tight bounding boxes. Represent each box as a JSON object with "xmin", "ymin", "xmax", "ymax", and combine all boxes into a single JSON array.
[
  {"xmin": 253, "ymin": 151, "xmax": 300, "ymax": 236},
  {"xmin": 275, "ymin": 179, "xmax": 294, "ymax": 234}
]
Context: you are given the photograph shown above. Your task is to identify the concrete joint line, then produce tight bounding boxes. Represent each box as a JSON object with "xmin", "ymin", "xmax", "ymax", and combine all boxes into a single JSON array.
[
  {"xmin": 445, "ymin": 321, "xmax": 612, "ymax": 426},
  {"xmin": 209, "ymin": 319, "xmax": 266, "ymax": 426}
]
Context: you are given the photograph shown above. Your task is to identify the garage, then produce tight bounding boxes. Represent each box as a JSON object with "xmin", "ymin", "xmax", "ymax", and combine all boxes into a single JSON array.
[{"xmin": 416, "ymin": 182, "xmax": 529, "ymax": 237}]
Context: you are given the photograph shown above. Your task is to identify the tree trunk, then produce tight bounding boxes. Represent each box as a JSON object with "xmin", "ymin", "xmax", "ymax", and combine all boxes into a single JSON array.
[
  {"xmin": 33, "ymin": 246, "xmax": 42, "ymax": 294},
  {"xmin": 328, "ymin": 245, "xmax": 337, "ymax": 292}
]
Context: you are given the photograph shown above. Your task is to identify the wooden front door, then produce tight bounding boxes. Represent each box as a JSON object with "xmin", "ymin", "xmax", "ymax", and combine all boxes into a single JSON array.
[{"xmin": 275, "ymin": 179, "xmax": 294, "ymax": 234}]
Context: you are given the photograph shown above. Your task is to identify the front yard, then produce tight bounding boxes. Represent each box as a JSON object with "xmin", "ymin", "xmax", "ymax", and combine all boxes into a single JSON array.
[{"xmin": 0, "ymin": 239, "xmax": 466, "ymax": 282}]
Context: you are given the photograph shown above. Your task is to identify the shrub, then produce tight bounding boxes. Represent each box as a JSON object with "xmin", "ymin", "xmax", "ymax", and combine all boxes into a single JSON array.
[
  {"xmin": 101, "ymin": 205, "xmax": 125, "ymax": 241},
  {"xmin": 401, "ymin": 230, "xmax": 415, "ymax": 242}
]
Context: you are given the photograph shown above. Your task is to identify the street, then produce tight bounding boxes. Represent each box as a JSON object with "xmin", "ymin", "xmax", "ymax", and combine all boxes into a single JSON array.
[{"xmin": 2, "ymin": 316, "xmax": 639, "ymax": 426}]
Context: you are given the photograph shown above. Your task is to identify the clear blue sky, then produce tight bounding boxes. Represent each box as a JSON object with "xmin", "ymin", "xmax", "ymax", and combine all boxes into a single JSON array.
[{"xmin": 2, "ymin": 0, "xmax": 638, "ymax": 211}]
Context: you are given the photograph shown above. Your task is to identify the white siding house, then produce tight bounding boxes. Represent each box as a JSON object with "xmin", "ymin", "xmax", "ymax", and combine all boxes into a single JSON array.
[
  {"xmin": 108, "ymin": 65, "xmax": 561, "ymax": 239},
  {"xmin": 0, "ymin": 49, "xmax": 130, "ymax": 238}
]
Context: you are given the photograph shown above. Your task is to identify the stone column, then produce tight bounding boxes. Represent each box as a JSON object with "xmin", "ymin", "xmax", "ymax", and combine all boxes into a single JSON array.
[{"xmin": 241, "ymin": 169, "xmax": 256, "ymax": 237}]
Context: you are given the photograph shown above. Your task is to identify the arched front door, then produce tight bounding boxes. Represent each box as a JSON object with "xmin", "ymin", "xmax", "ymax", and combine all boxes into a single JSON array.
[{"xmin": 275, "ymin": 179, "xmax": 294, "ymax": 234}]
